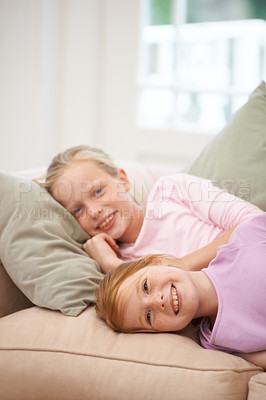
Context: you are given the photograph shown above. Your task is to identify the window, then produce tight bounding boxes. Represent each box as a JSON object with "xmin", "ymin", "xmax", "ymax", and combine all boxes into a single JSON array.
[{"xmin": 138, "ymin": 0, "xmax": 266, "ymax": 134}]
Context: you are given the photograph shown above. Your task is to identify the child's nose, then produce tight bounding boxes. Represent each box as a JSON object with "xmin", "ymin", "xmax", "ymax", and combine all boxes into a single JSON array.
[
  {"xmin": 152, "ymin": 293, "xmax": 165, "ymax": 311},
  {"xmin": 88, "ymin": 205, "xmax": 103, "ymax": 218}
]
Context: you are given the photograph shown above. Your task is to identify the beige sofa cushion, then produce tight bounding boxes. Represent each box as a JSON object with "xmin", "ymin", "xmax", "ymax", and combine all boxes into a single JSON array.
[
  {"xmin": 248, "ymin": 373, "xmax": 266, "ymax": 400},
  {"xmin": 0, "ymin": 306, "xmax": 262, "ymax": 400}
]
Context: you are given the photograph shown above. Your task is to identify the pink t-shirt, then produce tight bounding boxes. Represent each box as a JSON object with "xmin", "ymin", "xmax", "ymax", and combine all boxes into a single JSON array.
[
  {"xmin": 200, "ymin": 213, "xmax": 266, "ymax": 354},
  {"xmin": 118, "ymin": 174, "xmax": 263, "ymax": 261}
]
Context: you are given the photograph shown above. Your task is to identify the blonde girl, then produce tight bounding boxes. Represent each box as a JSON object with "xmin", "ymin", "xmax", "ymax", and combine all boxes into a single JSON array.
[{"xmin": 42, "ymin": 145, "xmax": 263, "ymax": 273}]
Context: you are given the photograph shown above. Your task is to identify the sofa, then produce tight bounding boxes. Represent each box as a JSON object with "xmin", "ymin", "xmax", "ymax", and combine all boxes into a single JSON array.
[{"xmin": 1, "ymin": 82, "xmax": 266, "ymax": 399}]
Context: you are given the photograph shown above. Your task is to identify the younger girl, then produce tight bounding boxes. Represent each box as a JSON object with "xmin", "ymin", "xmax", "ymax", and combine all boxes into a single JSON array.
[
  {"xmin": 95, "ymin": 213, "xmax": 266, "ymax": 369},
  {"xmin": 43, "ymin": 145, "xmax": 262, "ymax": 273}
]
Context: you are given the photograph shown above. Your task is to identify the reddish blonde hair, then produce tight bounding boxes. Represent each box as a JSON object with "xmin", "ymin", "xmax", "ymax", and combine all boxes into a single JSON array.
[{"xmin": 95, "ymin": 254, "xmax": 185, "ymax": 332}]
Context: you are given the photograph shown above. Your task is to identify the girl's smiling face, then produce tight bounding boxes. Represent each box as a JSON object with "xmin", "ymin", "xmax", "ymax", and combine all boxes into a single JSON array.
[
  {"xmin": 116, "ymin": 265, "xmax": 199, "ymax": 332},
  {"xmin": 51, "ymin": 160, "xmax": 139, "ymax": 241}
]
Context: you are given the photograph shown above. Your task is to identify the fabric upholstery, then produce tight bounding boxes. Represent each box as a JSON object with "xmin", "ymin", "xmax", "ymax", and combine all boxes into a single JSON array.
[
  {"xmin": 0, "ymin": 171, "xmax": 102, "ymax": 316},
  {"xmin": 248, "ymin": 373, "xmax": 266, "ymax": 400},
  {"xmin": 0, "ymin": 260, "xmax": 33, "ymax": 318},
  {"xmin": 0, "ymin": 307, "xmax": 262, "ymax": 400}
]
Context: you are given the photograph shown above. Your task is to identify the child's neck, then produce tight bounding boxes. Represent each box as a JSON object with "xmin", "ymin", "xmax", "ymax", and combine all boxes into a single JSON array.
[
  {"xmin": 119, "ymin": 202, "xmax": 145, "ymax": 243},
  {"xmin": 190, "ymin": 271, "xmax": 218, "ymax": 325}
]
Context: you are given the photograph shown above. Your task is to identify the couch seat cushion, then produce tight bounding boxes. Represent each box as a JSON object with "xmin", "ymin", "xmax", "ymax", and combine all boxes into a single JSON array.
[{"xmin": 0, "ymin": 307, "xmax": 263, "ymax": 400}]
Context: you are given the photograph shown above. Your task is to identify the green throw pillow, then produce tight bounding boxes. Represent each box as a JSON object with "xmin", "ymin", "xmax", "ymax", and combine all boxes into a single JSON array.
[
  {"xmin": 0, "ymin": 172, "xmax": 103, "ymax": 316},
  {"xmin": 185, "ymin": 81, "xmax": 266, "ymax": 211}
]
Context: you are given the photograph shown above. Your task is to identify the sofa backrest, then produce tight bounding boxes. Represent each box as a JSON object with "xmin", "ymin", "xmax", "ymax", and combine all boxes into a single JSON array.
[{"xmin": 0, "ymin": 260, "xmax": 33, "ymax": 317}]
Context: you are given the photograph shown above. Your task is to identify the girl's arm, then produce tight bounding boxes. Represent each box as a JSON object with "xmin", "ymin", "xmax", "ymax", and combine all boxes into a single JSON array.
[
  {"xmin": 169, "ymin": 173, "xmax": 263, "ymax": 232},
  {"xmin": 180, "ymin": 225, "xmax": 237, "ymax": 271},
  {"xmin": 239, "ymin": 351, "xmax": 266, "ymax": 370},
  {"xmin": 164, "ymin": 173, "xmax": 262, "ymax": 270}
]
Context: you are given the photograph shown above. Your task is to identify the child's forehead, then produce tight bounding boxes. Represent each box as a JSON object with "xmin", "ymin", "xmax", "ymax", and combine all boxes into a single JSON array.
[
  {"xmin": 118, "ymin": 269, "xmax": 145, "ymax": 299},
  {"xmin": 68, "ymin": 159, "xmax": 102, "ymax": 174},
  {"xmin": 125, "ymin": 268, "xmax": 146, "ymax": 288},
  {"xmin": 60, "ymin": 161, "xmax": 111, "ymax": 187},
  {"xmin": 124, "ymin": 264, "xmax": 165, "ymax": 287}
]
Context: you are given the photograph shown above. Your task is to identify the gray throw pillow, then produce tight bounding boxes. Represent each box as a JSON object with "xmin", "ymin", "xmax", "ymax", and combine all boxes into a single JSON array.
[
  {"xmin": 185, "ymin": 81, "xmax": 266, "ymax": 211},
  {"xmin": 0, "ymin": 172, "xmax": 103, "ymax": 316}
]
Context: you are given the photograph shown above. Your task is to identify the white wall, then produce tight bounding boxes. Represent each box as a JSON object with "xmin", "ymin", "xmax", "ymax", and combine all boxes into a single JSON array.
[
  {"xmin": 0, "ymin": 0, "xmax": 101, "ymax": 172},
  {"xmin": 98, "ymin": 0, "xmax": 141, "ymax": 160},
  {"xmin": 58, "ymin": 0, "xmax": 101, "ymax": 151},
  {"xmin": 0, "ymin": 0, "xmax": 212, "ymax": 173},
  {"xmin": 0, "ymin": 0, "xmax": 55, "ymax": 171}
]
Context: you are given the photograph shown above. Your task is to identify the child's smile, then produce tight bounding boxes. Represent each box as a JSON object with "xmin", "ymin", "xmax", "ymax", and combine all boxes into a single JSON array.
[
  {"xmin": 116, "ymin": 265, "xmax": 200, "ymax": 332},
  {"xmin": 51, "ymin": 160, "xmax": 144, "ymax": 243},
  {"xmin": 97, "ymin": 211, "xmax": 117, "ymax": 231},
  {"xmin": 171, "ymin": 285, "xmax": 179, "ymax": 314}
]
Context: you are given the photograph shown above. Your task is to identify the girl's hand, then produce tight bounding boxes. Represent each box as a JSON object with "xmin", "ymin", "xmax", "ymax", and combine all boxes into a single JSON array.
[{"xmin": 83, "ymin": 233, "xmax": 123, "ymax": 274}]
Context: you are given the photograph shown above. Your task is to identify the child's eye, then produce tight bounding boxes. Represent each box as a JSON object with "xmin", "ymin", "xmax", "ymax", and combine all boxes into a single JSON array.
[
  {"xmin": 143, "ymin": 279, "xmax": 149, "ymax": 294},
  {"xmin": 95, "ymin": 188, "xmax": 102, "ymax": 196},
  {"xmin": 146, "ymin": 310, "xmax": 151, "ymax": 326},
  {"xmin": 72, "ymin": 206, "xmax": 82, "ymax": 217}
]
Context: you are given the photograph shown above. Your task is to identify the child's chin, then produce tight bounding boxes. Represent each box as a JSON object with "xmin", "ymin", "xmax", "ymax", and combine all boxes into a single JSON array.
[{"xmin": 111, "ymin": 232, "xmax": 121, "ymax": 240}]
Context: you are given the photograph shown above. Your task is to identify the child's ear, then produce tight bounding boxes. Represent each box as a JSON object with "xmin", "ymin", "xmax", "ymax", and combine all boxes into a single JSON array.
[{"xmin": 117, "ymin": 169, "xmax": 131, "ymax": 191}]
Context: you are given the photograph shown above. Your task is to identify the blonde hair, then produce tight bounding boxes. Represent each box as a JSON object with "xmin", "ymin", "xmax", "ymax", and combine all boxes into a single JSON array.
[
  {"xmin": 95, "ymin": 254, "xmax": 186, "ymax": 333},
  {"xmin": 39, "ymin": 145, "xmax": 118, "ymax": 194}
]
